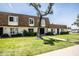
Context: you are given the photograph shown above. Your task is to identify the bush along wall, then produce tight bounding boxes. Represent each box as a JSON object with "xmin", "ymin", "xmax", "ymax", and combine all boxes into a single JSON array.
[
  {"xmin": 60, "ymin": 31, "xmax": 69, "ymax": 35},
  {"xmin": 45, "ymin": 32, "xmax": 54, "ymax": 35},
  {"xmin": 25, "ymin": 32, "xmax": 36, "ymax": 36},
  {"xmin": 23, "ymin": 30, "xmax": 36, "ymax": 36},
  {"xmin": 1, "ymin": 34, "xmax": 10, "ymax": 38},
  {"xmin": 0, "ymin": 30, "xmax": 36, "ymax": 38},
  {"xmin": 11, "ymin": 33, "xmax": 23, "ymax": 37}
]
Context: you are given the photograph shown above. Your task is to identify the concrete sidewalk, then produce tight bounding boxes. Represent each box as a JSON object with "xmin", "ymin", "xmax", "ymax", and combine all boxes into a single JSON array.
[{"xmin": 36, "ymin": 45, "xmax": 79, "ymax": 56}]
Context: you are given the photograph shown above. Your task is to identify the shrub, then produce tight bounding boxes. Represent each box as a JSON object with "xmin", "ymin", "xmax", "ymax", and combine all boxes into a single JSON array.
[
  {"xmin": 23, "ymin": 30, "xmax": 36, "ymax": 36},
  {"xmin": 23, "ymin": 30, "xmax": 28, "ymax": 36},
  {"xmin": 34, "ymin": 32, "xmax": 37, "ymax": 36},
  {"xmin": 27, "ymin": 32, "xmax": 36, "ymax": 36},
  {"xmin": 1, "ymin": 34, "xmax": 9, "ymax": 38},
  {"xmin": 45, "ymin": 32, "xmax": 53, "ymax": 35},
  {"xmin": 11, "ymin": 33, "xmax": 23, "ymax": 37},
  {"xmin": 60, "ymin": 31, "xmax": 69, "ymax": 35}
]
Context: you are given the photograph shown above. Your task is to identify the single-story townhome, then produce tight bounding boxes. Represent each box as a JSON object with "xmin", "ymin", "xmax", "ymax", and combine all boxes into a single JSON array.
[
  {"xmin": 48, "ymin": 24, "xmax": 67, "ymax": 34},
  {"xmin": 0, "ymin": 11, "xmax": 68, "ymax": 36}
]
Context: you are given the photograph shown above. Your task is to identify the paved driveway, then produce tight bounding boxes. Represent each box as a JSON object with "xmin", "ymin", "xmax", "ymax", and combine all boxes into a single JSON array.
[{"xmin": 36, "ymin": 45, "xmax": 79, "ymax": 56}]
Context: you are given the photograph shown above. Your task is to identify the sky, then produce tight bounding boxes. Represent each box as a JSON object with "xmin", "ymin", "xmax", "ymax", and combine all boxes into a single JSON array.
[{"xmin": 0, "ymin": 3, "xmax": 79, "ymax": 28}]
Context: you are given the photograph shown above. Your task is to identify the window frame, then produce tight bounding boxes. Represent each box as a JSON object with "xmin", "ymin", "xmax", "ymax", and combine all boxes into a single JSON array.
[
  {"xmin": 8, "ymin": 16, "xmax": 18, "ymax": 22},
  {"xmin": 28, "ymin": 29, "xmax": 34, "ymax": 32},
  {"xmin": 10, "ymin": 28, "xmax": 18, "ymax": 35},
  {"xmin": 41, "ymin": 19, "xmax": 45, "ymax": 27},
  {"xmin": 29, "ymin": 18, "xmax": 34, "ymax": 25},
  {"xmin": 9, "ymin": 17, "xmax": 14, "ymax": 22}
]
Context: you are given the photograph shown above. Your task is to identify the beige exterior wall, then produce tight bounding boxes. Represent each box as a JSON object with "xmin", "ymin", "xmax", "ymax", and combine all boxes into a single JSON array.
[
  {"xmin": 53, "ymin": 28, "xmax": 57, "ymax": 34},
  {"xmin": 2, "ymin": 26, "xmax": 66, "ymax": 36},
  {"xmin": 59, "ymin": 29, "xmax": 62, "ymax": 34},
  {"xmin": 48, "ymin": 28, "xmax": 51, "ymax": 32},
  {"xmin": 48, "ymin": 28, "xmax": 62, "ymax": 34},
  {"xmin": 3, "ymin": 27, "xmax": 48, "ymax": 36},
  {"xmin": 3, "ymin": 27, "xmax": 11, "ymax": 36},
  {"xmin": 3, "ymin": 27, "xmax": 37, "ymax": 35},
  {"xmin": 45, "ymin": 28, "xmax": 48, "ymax": 33}
]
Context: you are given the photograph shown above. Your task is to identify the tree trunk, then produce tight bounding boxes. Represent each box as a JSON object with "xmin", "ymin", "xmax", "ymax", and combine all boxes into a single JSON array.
[{"xmin": 37, "ymin": 15, "xmax": 43, "ymax": 39}]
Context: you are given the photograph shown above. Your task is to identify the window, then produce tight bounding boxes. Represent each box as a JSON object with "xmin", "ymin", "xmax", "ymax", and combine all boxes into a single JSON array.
[
  {"xmin": 28, "ymin": 29, "xmax": 34, "ymax": 32},
  {"xmin": 29, "ymin": 18, "xmax": 34, "ymax": 24},
  {"xmin": 8, "ymin": 16, "xmax": 18, "ymax": 25},
  {"xmin": 41, "ymin": 19, "xmax": 45, "ymax": 27},
  {"xmin": 10, "ymin": 28, "xmax": 15, "ymax": 35},
  {"xmin": 9, "ymin": 16, "xmax": 18, "ymax": 22},
  {"xmin": 9, "ymin": 17, "xmax": 14, "ymax": 22},
  {"xmin": 16, "ymin": 28, "xmax": 18, "ymax": 33},
  {"xmin": 10, "ymin": 28, "xmax": 18, "ymax": 35}
]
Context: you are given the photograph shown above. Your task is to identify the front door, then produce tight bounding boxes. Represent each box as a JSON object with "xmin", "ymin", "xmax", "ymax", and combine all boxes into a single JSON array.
[
  {"xmin": 0, "ymin": 27, "xmax": 3, "ymax": 36},
  {"xmin": 51, "ymin": 29, "xmax": 53, "ymax": 33},
  {"xmin": 57, "ymin": 28, "xmax": 59, "ymax": 34},
  {"xmin": 40, "ymin": 28, "xmax": 44, "ymax": 34}
]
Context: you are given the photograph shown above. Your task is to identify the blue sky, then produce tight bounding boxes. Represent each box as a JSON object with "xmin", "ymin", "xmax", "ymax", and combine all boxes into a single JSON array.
[{"xmin": 0, "ymin": 3, "xmax": 79, "ymax": 28}]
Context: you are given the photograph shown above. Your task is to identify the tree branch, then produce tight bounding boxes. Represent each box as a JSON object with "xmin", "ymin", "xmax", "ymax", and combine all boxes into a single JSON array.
[
  {"xmin": 30, "ymin": 3, "xmax": 41, "ymax": 15},
  {"xmin": 42, "ymin": 3, "xmax": 54, "ymax": 16}
]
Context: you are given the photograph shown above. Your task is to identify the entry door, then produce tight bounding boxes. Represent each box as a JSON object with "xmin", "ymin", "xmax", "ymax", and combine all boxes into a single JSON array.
[
  {"xmin": 40, "ymin": 28, "xmax": 44, "ymax": 34},
  {"xmin": 51, "ymin": 29, "xmax": 53, "ymax": 33},
  {"xmin": 0, "ymin": 28, "xmax": 3, "ymax": 36},
  {"xmin": 57, "ymin": 29, "xmax": 59, "ymax": 34}
]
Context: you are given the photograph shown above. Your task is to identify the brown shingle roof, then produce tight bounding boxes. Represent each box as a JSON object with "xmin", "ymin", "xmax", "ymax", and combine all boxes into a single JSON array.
[
  {"xmin": 0, "ymin": 11, "xmax": 50, "ymax": 27},
  {"xmin": 50, "ymin": 24, "xmax": 67, "ymax": 29},
  {"xmin": 0, "ymin": 11, "xmax": 67, "ymax": 28}
]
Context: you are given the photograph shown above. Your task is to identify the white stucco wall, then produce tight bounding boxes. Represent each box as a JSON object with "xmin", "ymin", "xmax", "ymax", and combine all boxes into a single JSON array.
[
  {"xmin": 8, "ymin": 22, "xmax": 18, "ymax": 26},
  {"xmin": 3, "ymin": 27, "xmax": 38, "ymax": 35},
  {"xmin": 59, "ymin": 29, "xmax": 61, "ymax": 34},
  {"xmin": 54, "ymin": 28, "xmax": 57, "ymax": 34},
  {"xmin": 47, "ymin": 28, "xmax": 61, "ymax": 34},
  {"xmin": 3, "ymin": 26, "xmax": 66, "ymax": 36},
  {"xmin": 48, "ymin": 28, "xmax": 51, "ymax": 32},
  {"xmin": 3, "ymin": 27, "xmax": 48, "ymax": 36},
  {"xmin": 44, "ymin": 28, "xmax": 48, "ymax": 33},
  {"xmin": 3, "ymin": 27, "xmax": 11, "ymax": 36},
  {"xmin": 52, "ymin": 28, "xmax": 61, "ymax": 34}
]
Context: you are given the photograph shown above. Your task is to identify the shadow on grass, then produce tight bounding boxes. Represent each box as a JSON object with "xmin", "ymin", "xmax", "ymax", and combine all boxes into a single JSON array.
[
  {"xmin": 73, "ymin": 41, "xmax": 79, "ymax": 44},
  {"xmin": 68, "ymin": 39, "xmax": 79, "ymax": 44},
  {"xmin": 42, "ymin": 38, "xmax": 61, "ymax": 46}
]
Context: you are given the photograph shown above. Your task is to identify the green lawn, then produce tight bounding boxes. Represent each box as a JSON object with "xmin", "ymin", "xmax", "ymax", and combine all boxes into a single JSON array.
[
  {"xmin": 52, "ymin": 33, "xmax": 79, "ymax": 41},
  {"xmin": 0, "ymin": 35, "xmax": 76, "ymax": 56}
]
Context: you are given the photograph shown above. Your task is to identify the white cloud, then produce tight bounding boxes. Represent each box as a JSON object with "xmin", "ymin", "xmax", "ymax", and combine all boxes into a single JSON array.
[{"xmin": 8, "ymin": 3, "xmax": 13, "ymax": 9}]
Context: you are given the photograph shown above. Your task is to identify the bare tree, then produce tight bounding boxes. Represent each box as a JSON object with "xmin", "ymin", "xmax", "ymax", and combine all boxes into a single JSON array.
[{"xmin": 30, "ymin": 3, "xmax": 54, "ymax": 39}]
